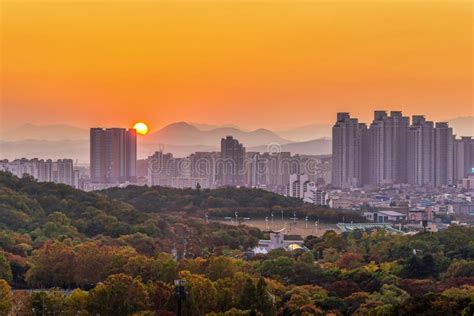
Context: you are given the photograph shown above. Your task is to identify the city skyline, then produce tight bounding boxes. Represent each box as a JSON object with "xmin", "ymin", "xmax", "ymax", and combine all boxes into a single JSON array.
[
  {"xmin": 1, "ymin": 1, "xmax": 472, "ymax": 132},
  {"xmin": 332, "ymin": 110, "xmax": 473, "ymax": 189},
  {"xmin": 1, "ymin": 110, "xmax": 471, "ymax": 162},
  {"xmin": 0, "ymin": 1, "xmax": 473, "ymax": 313}
]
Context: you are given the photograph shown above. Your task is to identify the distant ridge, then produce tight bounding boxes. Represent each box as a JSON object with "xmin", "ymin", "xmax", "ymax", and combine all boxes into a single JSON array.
[
  {"xmin": 248, "ymin": 138, "xmax": 332, "ymax": 156},
  {"xmin": 144, "ymin": 122, "xmax": 290, "ymax": 147},
  {"xmin": 3, "ymin": 116, "xmax": 469, "ymax": 160},
  {"xmin": 277, "ymin": 123, "xmax": 332, "ymax": 141},
  {"xmin": 187, "ymin": 122, "xmax": 242, "ymax": 131},
  {"xmin": 446, "ymin": 116, "xmax": 474, "ymax": 137},
  {"xmin": 2, "ymin": 123, "xmax": 88, "ymax": 141}
]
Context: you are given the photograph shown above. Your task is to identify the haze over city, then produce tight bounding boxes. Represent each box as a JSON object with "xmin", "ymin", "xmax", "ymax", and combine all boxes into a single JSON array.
[
  {"xmin": 1, "ymin": 1, "xmax": 474, "ymax": 315},
  {"xmin": 1, "ymin": 0, "xmax": 472, "ymax": 134}
]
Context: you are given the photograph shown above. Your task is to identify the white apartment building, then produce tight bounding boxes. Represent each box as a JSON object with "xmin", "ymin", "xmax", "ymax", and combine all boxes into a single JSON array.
[{"xmin": 0, "ymin": 158, "xmax": 76, "ymax": 187}]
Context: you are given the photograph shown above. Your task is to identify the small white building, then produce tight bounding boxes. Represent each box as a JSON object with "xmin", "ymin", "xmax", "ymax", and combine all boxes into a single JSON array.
[
  {"xmin": 304, "ymin": 188, "xmax": 329, "ymax": 206},
  {"xmin": 254, "ymin": 226, "xmax": 304, "ymax": 253},
  {"xmin": 460, "ymin": 174, "xmax": 474, "ymax": 191}
]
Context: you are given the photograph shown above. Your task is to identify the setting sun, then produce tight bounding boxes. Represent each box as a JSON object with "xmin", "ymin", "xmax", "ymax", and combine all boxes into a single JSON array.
[{"xmin": 133, "ymin": 122, "xmax": 149, "ymax": 135}]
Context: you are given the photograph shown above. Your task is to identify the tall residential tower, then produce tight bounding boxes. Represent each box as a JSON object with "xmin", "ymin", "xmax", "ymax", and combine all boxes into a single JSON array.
[
  {"xmin": 368, "ymin": 111, "xmax": 409, "ymax": 185},
  {"xmin": 219, "ymin": 136, "xmax": 245, "ymax": 186},
  {"xmin": 90, "ymin": 128, "xmax": 137, "ymax": 184},
  {"xmin": 332, "ymin": 113, "xmax": 367, "ymax": 188}
]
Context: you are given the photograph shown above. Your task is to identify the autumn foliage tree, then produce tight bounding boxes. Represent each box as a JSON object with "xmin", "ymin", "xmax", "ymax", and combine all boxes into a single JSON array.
[
  {"xmin": 0, "ymin": 279, "xmax": 12, "ymax": 315},
  {"xmin": 87, "ymin": 274, "xmax": 149, "ymax": 316}
]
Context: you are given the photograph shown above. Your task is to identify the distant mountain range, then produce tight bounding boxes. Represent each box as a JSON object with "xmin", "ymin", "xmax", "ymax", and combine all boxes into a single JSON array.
[
  {"xmin": 447, "ymin": 117, "xmax": 474, "ymax": 137},
  {"xmin": 1, "ymin": 116, "xmax": 472, "ymax": 161},
  {"xmin": 248, "ymin": 138, "xmax": 331, "ymax": 156},
  {"xmin": 2, "ymin": 123, "xmax": 89, "ymax": 141},
  {"xmin": 0, "ymin": 139, "xmax": 90, "ymax": 162},
  {"xmin": 187, "ymin": 122, "xmax": 242, "ymax": 131},
  {"xmin": 143, "ymin": 122, "xmax": 290, "ymax": 147},
  {"xmin": 277, "ymin": 124, "xmax": 332, "ymax": 141}
]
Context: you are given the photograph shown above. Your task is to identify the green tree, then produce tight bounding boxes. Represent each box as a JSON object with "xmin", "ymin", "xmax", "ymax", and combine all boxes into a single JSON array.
[
  {"xmin": 443, "ymin": 259, "xmax": 474, "ymax": 279},
  {"xmin": 238, "ymin": 278, "xmax": 257, "ymax": 311},
  {"xmin": 147, "ymin": 281, "xmax": 173, "ymax": 312},
  {"xmin": 31, "ymin": 292, "xmax": 48, "ymax": 316},
  {"xmin": 368, "ymin": 284, "xmax": 409, "ymax": 307},
  {"xmin": 0, "ymin": 279, "xmax": 12, "ymax": 315},
  {"xmin": 206, "ymin": 256, "xmax": 238, "ymax": 281},
  {"xmin": 88, "ymin": 274, "xmax": 149, "ymax": 316},
  {"xmin": 0, "ymin": 253, "xmax": 12, "ymax": 283},
  {"xmin": 179, "ymin": 270, "xmax": 218, "ymax": 315},
  {"xmin": 255, "ymin": 278, "xmax": 275, "ymax": 316},
  {"xmin": 65, "ymin": 289, "xmax": 89, "ymax": 315},
  {"xmin": 44, "ymin": 289, "xmax": 66, "ymax": 316}
]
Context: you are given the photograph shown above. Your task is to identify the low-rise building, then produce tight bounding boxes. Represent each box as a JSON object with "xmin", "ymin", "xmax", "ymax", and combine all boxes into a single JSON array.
[
  {"xmin": 364, "ymin": 210, "xmax": 407, "ymax": 223},
  {"xmin": 253, "ymin": 227, "xmax": 305, "ymax": 254}
]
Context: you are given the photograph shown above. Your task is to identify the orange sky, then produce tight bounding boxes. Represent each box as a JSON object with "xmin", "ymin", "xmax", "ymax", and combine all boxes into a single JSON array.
[{"xmin": 1, "ymin": 0, "xmax": 472, "ymax": 132}]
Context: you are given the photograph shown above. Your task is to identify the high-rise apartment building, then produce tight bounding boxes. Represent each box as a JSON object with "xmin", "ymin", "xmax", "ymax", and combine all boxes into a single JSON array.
[
  {"xmin": 244, "ymin": 152, "xmax": 260, "ymax": 188},
  {"xmin": 434, "ymin": 123, "xmax": 454, "ymax": 186},
  {"xmin": 332, "ymin": 111, "xmax": 463, "ymax": 189},
  {"xmin": 190, "ymin": 151, "xmax": 219, "ymax": 189},
  {"xmin": 54, "ymin": 159, "xmax": 74, "ymax": 185},
  {"xmin": 269, "ymin": 152, "xmax": 293, "ymax": 188},
  {"xmin": 219, "ymin": 136, "xmax": 245, "ymax": 186},
  {"xmin": 0, "ymin": 158, "xmax": 76, "ymax": 187},
  {"xmin": 368, "ymin": 111, "xmax": 409, "ymax": 185},
  {"xmin": 406, "ymin": 116, "xmax": 435, "ymax": 186},
  {"xmin": 286, "ymin": 173, "xmax": 312, "ymax": 198},
  {"xmin": 332, "ymin": 113, "xmax": 366, "ymax": 188},
  {"xmin": 90, "ymin": 128, "xmax": 137, "ymax": 184},
  {"xmin": 147, "ymin": 150, "xmax": 174, "ymax": 186},
  {"xmin": 454, "ymin": 137, "xmax": 474, "ymax": 185},
  {"xmin": 256, "ymin": 152, "xmax": 271, "ymax": 189}
]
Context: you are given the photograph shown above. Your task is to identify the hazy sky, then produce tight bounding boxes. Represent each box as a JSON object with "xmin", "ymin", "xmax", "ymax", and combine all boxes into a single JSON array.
[{"xmin": 1, "ymin": 0, "xmax": 472, "ymax": 132}]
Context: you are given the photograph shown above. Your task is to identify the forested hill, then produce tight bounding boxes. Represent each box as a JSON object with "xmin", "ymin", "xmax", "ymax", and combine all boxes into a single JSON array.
[
  {"xmin": 102, "ymin": 185, "xmax": 303, "ymax": 212},
  {"xmin": 0, "ymin": 172, "xmax": 144, "ymax": 236},
  {"xmin": 0, "ymin": 171, "xmax": 264, "ymax": 255},
  {"xmin": 0, "ymin": 171, "xmax": 361, "ymax": 248},
  {"xmin": 101, "ymin": 185, "xmax": 364, "ymax": 222},
  {"xmin": 1, "ymin": 172, "xmax": 474, "ymax": 315}
]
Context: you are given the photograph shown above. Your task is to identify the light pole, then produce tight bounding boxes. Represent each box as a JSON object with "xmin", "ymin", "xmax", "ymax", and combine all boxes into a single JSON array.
[
  {"xmin": 174, "ymin": 279, "xmax": 187, "ymax": 316},
  {"xmin": 290, "ymin": 211, "xmax": 297, "ymax": 225}
]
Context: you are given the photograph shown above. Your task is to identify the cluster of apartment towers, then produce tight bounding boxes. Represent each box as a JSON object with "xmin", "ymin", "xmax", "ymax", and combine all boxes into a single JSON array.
[
  {"xmin": 332, "ymin": 111, "xmax": 473, "ymax": 189},
  {"xmin": 0, "ymin": 158, "xmax": 76, "ymax": 187},
  {"xmin": 90, "ymin": 129, "xmax": 326, "ymax": 192}
]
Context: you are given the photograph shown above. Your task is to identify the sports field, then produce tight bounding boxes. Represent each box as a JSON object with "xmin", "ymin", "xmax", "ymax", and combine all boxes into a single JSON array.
[{"xmin": 217, "ymin": 218, "xmax": 340, "ymax": 237}]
